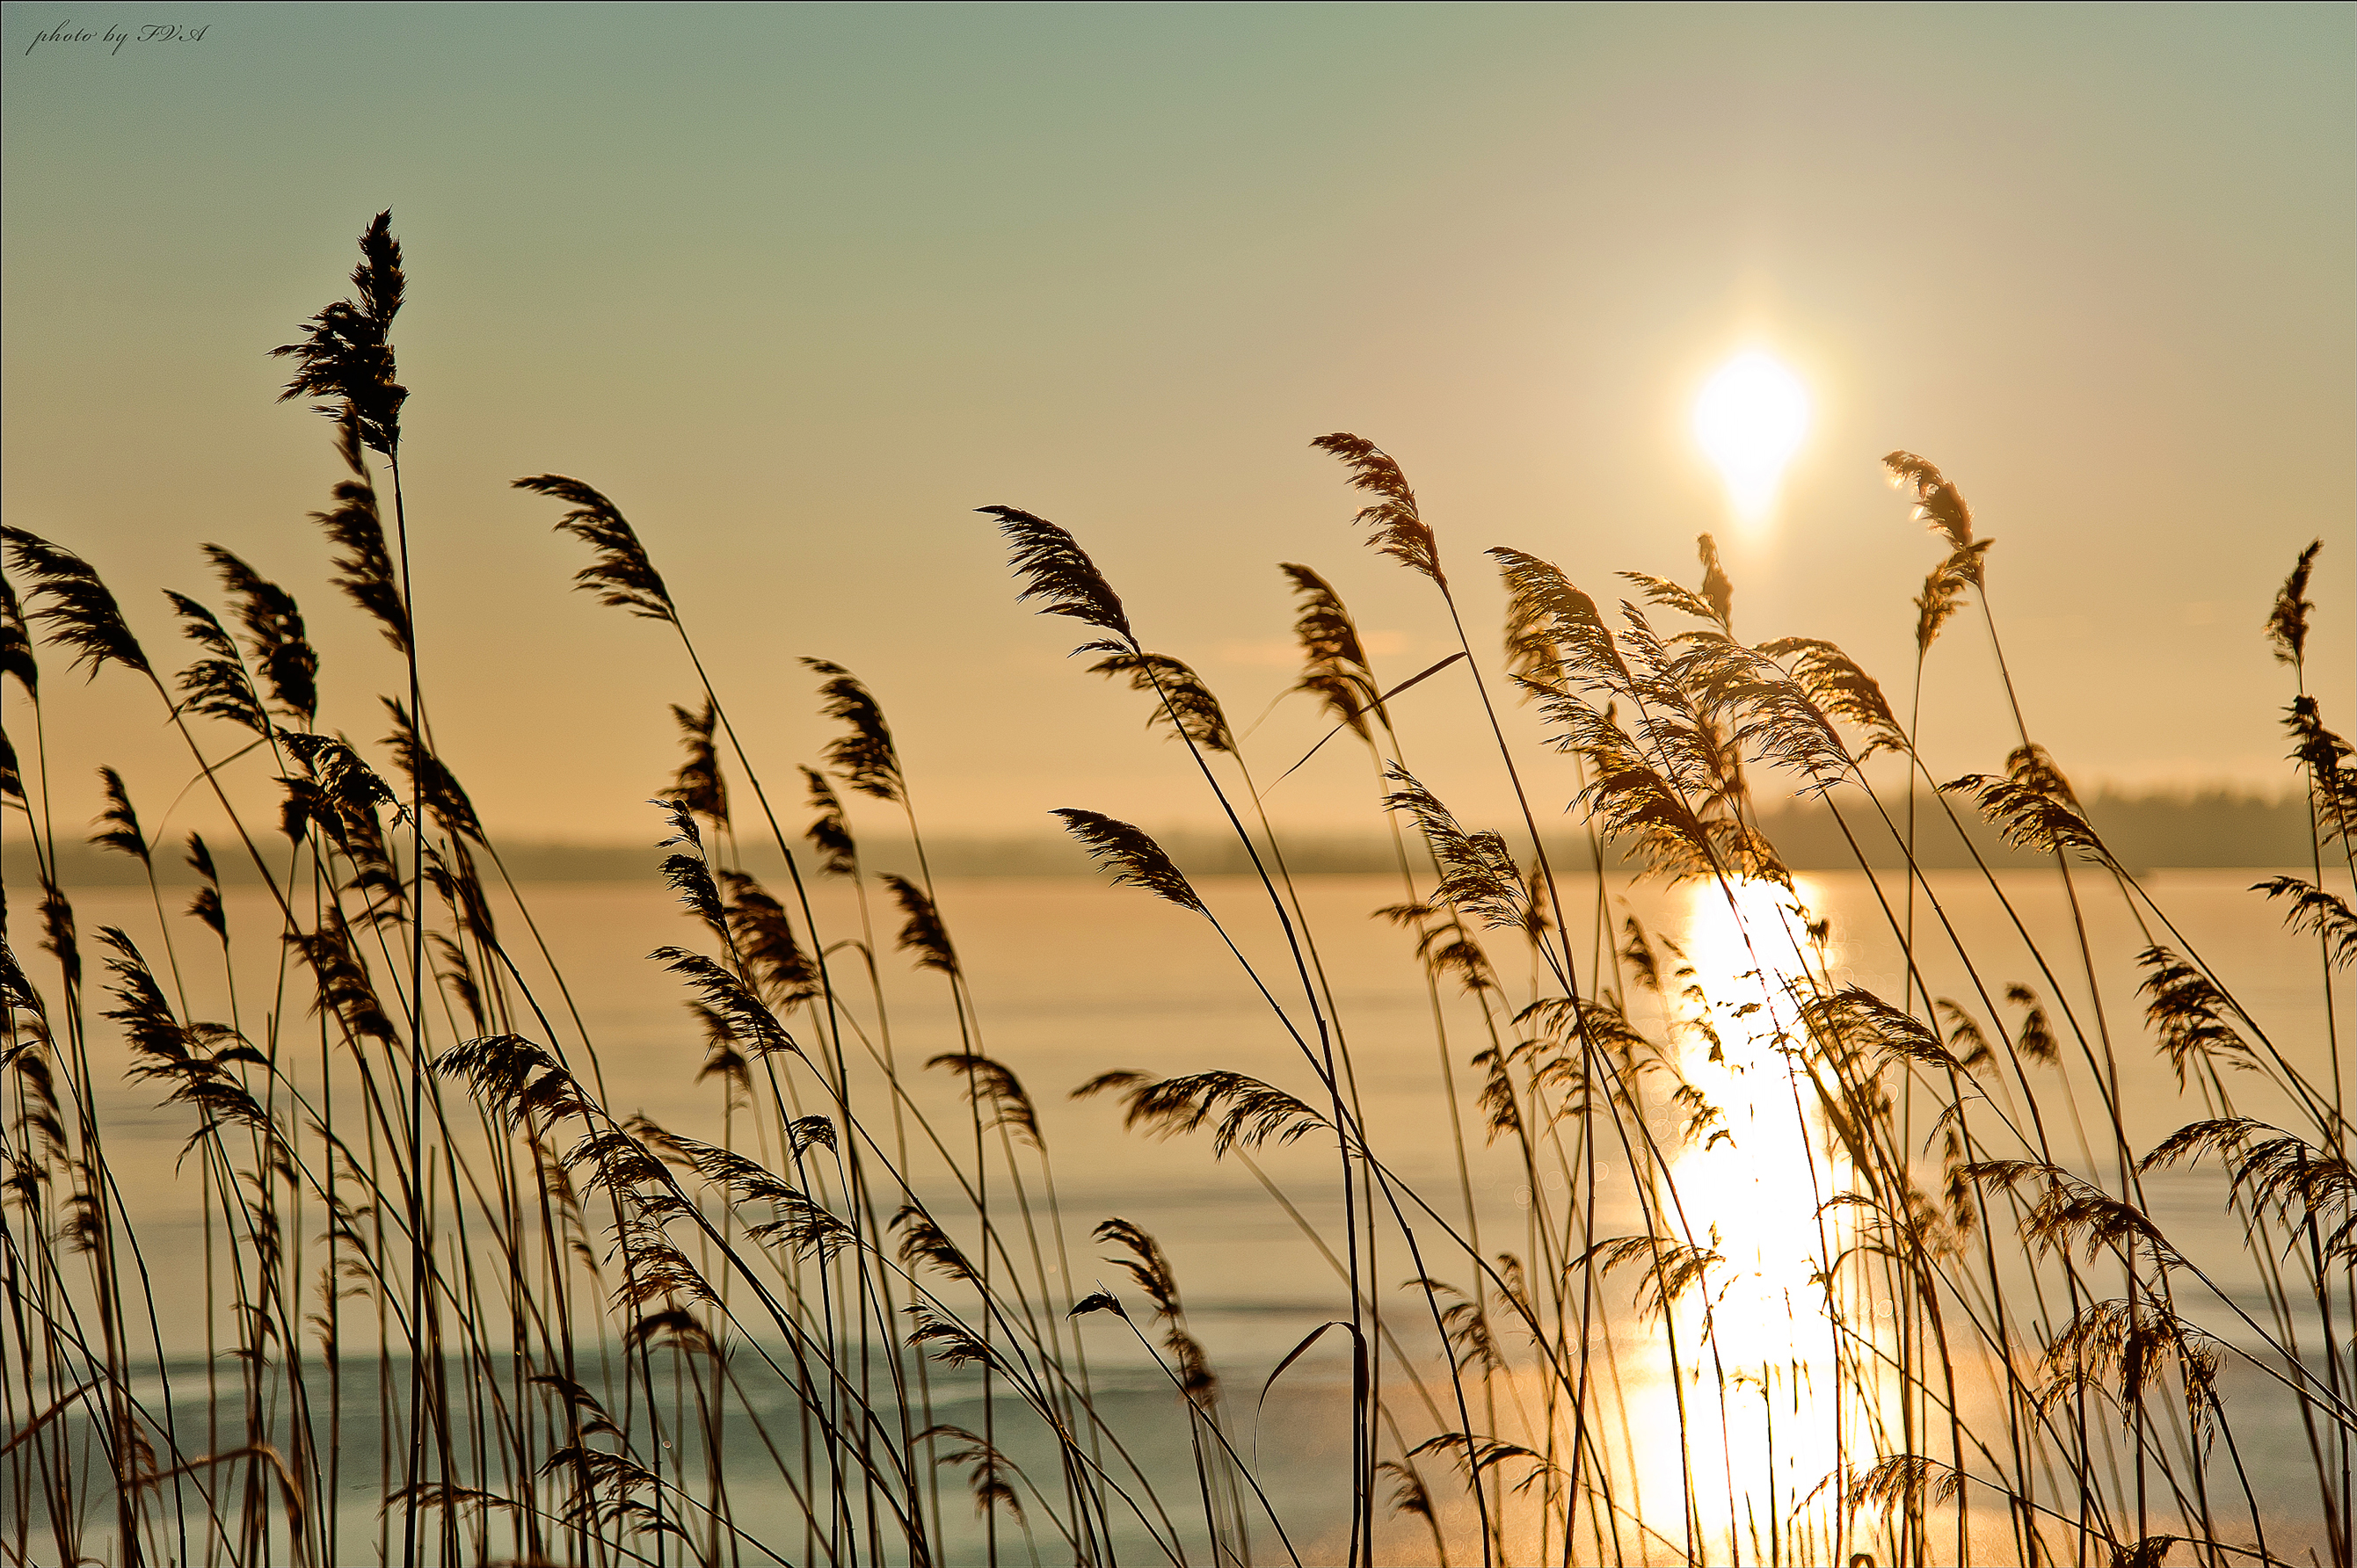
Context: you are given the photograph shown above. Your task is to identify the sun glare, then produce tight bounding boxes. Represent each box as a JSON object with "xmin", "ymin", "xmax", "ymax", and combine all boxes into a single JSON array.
[
  {"xmin": 1692, "ymin": 350, "xmax": 1810, "ymax": 523},
  {"xmin": 1616, "ymin": 872, "xmax": 1865, "ymax": 1550}
]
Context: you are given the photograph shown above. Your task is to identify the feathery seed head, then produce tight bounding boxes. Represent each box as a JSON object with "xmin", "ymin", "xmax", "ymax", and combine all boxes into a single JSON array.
[
  {"xmin": 1697, "ymin": 534, "xmax": 1735, "ymax": 629},
  {"xmin": 273, "ymin": 211, "xmax": 407, "ymax": 454},
  {"xmin": 202, "ymin": 546, "xmax": 318, "ymax": 724},
  {"xmin": 383, "ymin": 698, "xmax": 484, "ymax": 843},
  {"xmin": 310, "ymin": 414, "xmax": 411, "ymax": 653},
  {"xmin": 2266, "ymin": 539, "xmax": 2323, "ymax": 668},
  {"xmin": 717, "ymin": 869, "xmax": 817, "ymax": 1006},
  {"xmin": 91, "ymin": 768, "xmax": 149, "ymax": 867},
  {"xmin": 1313, "ymin": 432, "xmax": 1444, "ymax": 588},
  {"xmin": 1883, "ymin": 451, "xmax": 1975, "ymax": 549},
  {"xmin": 800, "ymin": 766, "xmax": 858, "ymax": 876},
  {"xmin": 3, "ymin": 528, "xmax": 151, "ymax": 680},
  {"xmin": 666, "ymin": 698, "xmax": 728, "ymax": 829},
  {"xmin": 1053, "ymin": 809, "xmax": 1204, "ymax": 913},
  {"xmin": 1281, "ymin": 563, "xmax": 1384, "ymax": 737},
  {"xmin": 980, "ymin": 505, "xmax": 1132, "ymax": 642},
  {"xmin": 165, "ymin": 592, "xmax": 270, "ymax": 734},
  {"xmin": 514, "ymin": 475, "xmax": 677, "ymax": 624},
  {"xmin": 804, "ymin": 659, "xmax": 906, "ymax": 802},
  {"xmin": 0, "ymin": 575, "xmax": 36, "ymax": 697},
  {"xmin": 881, "ymin": 874, "xmax": 957, "ymax": 974},
  {"xmin": 1082, "ymin": 644, "xmax": 1233, "ymax": 752},
  {"xmin": 928, "ymin": 1053, "xmax": 1043, "ymax": 1147}
]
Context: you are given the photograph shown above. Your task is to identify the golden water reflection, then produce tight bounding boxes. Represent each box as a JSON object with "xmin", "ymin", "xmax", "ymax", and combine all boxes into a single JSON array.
[{"xmin": 1614, "ymin": 875, "xmax": 1869, "ymax": 1563}]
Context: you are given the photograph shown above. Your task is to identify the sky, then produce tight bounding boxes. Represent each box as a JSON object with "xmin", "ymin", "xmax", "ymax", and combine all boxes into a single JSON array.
[{"xmin": 4, "ymin": 2, "xmax": 2351, "ymax": 846}]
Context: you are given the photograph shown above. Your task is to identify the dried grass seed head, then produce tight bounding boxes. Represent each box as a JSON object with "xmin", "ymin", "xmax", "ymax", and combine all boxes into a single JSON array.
[
  {"xmin": 801, "ymin": 766, "xmax": 859, "ymax": 876},
  {"xmin": 1756, "ymin": 637, "xmax": 1906, "ymax": 760},
  {"xmin": 203, "ymin": 545, "xmax": 318, "ymax": 725},
  {"xmin": 804, "ymin": 658, "xmax": 906, "ymax": 801},
  {"xmin": 1105, "ymin": 1070, "xmax": 1326, "ymax": 1158},
  {"xmin": 273, "ymin": 210, "xmax": 407, "ymax": 454},
  {"xmin": 313, "ymin": 414, "xmax": 411, "ymax": 653},
  {"xmin": 1081, "ymin": 643, "xmax": 1234, "ymax": 753},
  {"xmin": 1490, "ymin": 547, "xmax": 1631, "ymax": 696},
  {"xmin": 1054, "ymin": 809, "xmax": 1204, "ymax": 913},
  {"xmin": 881, "ymin": 873, "xmax": 957, "ymax": 974},
  {"xmin": 1697, "ymin": 533, "xmax": 1735, "ymax": 628},
  {"xmin": 383, "ymin": 697, "xmax": 484, "ymax": 842},
  {"xmin": 513, "ymin": 475, "xmax": 676, "ymax": 623},
  {"xmin": 928, "ymin": 1053, "xmax": 1042, "ymax": 1147},
  {"xmin": 0, "ymin": 575, "xmax": 36, "ymax": 697},
  {"xmin": 1312, "ymin": 432, "xmax": 1444, "ymax": 588},
  {"xmin": 2250, "ymin": 874, "xmax": 2357, "ymax": 969},
  {"xmin": 91, "ymin": 767, "xmax": 150, "ymax": 867},
  {"xmin": 2266, "ymin": 538, "xmax": 2322, "ymax": 668},
  {"xmin": 2135, "ymin": 946, "xmax": 2255, "ymax": 1087},
  {"xmin": 165, "ymin": 592, "xmax": 270, "ymax": 735},
  {"xmin": 717, "ymin": 869, "xmax": 817, "ymax": 1005},
  {"xmin": 2, "ymin": 528, "xmax": 151, "ymax": 680},
  {"xmin": 1281, "ymin": 562, "xmax": 1383, "ymax": 737},
  {"xmin": 666, "ymin": 697, "xmax": 728, "ymax": 829},
  {"xmin": 1383, "ymin": 766, "xmax": 1530, "ymax": 929},
  {"xmin": 1882, "ymin": 451, "xmax": 1975, "ymax": 549},
  {"xmin": 981, "ymin": 505, "xmax": 1131, "ymax": 642}
]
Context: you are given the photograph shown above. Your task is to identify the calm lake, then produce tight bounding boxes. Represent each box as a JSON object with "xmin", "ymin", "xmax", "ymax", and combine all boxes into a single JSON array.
[{"xmin": 28, "ymin": 864, "xmax": 2350, "ymax": 1562}]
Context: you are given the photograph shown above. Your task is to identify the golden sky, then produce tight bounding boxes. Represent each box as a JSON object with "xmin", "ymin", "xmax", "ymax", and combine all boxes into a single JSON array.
[{"xmin": 4, "ymin": 3, "xmax": 2350, "ymax": 842}]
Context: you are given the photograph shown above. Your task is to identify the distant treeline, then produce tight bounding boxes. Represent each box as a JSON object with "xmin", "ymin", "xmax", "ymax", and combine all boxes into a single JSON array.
[{"xmin": 6, "ymin": 790, "xmax": 2319, "ymax": 887}]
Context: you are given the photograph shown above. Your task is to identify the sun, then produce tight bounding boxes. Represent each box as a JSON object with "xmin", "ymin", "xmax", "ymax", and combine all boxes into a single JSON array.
[{"xmin": 1692, "ymin": 350, "xmax": 1810, "ymax": 523}]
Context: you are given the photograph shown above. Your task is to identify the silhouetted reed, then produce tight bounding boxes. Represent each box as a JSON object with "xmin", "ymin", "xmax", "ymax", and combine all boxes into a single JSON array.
[{"xmin": 3, "ymin": 214, "xmax": 2349, "ymax": 1568}]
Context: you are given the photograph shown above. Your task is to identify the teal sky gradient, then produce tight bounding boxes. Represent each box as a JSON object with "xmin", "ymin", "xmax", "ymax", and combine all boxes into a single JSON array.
[{"xmin": 4, "ymin": 2, "xmax": 2350, "ymax": 839}]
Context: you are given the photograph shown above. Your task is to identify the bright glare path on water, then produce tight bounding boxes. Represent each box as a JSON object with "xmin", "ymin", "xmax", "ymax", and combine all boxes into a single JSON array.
[
  {"xmin": 1634, "ymin": 874, "xmax": 1863, "ymax": 1560},
  {"xmin": 1693, "ymin": 351, "xmax": 1810, "ymax": 524}
]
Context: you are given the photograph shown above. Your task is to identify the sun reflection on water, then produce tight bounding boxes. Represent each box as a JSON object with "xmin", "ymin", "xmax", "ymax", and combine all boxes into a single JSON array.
[{"xmin": 1619, "ymin": 874, "xmax": 1868, "ymax": 1562}]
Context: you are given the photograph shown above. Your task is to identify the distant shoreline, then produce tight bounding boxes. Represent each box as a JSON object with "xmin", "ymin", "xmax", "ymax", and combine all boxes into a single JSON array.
[{"xmin": 6, "ymin": 790, "xmax": 2317, "ymax": 885}]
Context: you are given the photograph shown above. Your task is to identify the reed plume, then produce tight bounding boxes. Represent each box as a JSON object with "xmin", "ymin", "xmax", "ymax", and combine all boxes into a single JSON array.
[
  {"xmin": 203, "ymin": 546, "xmax": 319, "ymax": 725},
  {"xmin": 927, "ymin": 1055, "xmax": 1042, "ymax": 1148},
  {"xmin": 800, "ymin": 766, "xmax": 857, "ymax": 876},
  {"xmin": 717, "ymin": 870, "xmax": 818, "ymax": 1005},
  {"xmin": 90, "ymin": 767, "xmax": 149, "ymax": 868},
  {"xmin": 1082, "ymin": 645, "xmax": 1234, "ymax": 752},
  {"xmin": 667, "ymin": 698, "xmax": 729, "ymax": 830},
  {"xmin": 2267, "ymin": 539, "xmax": 2323, "ymax": 668},
  {"xmin": 2136, "ymin": 946, "xmax": 2256, "ymax": 1086},
  {"xmin": 2, "ymin": 527, "xmax": 151, "ymax": 679},
  {"xmin": 880, "ymin": 873, "xmax": 957, "ymax": 975},
  {"xmin": 979, "ymin": 505, "xmax": 1131, "ymax": 642},
  {"xmin": 1312, "ymin": 433, "xmax": 1444, "ymax": 588},
  {"xmin": 1883, "ymin": 451, "xmax": 1975, "ymax": 552},
  {"xmin": 165, "ymin": 593, "xmax": 270, "ymax": 734},
  {"xmin": 1945, "ymin": 744, "xmax": 2113, "ymax": 863},
  {"xmin": 805, "ymin": 658, "xmax": 906, "ymax": 802},
  {"xmin": 1052, "ymin": 809, "xmax": 1204, "ymax": 912},
  {"xmin": 272, "ymin": 209, "xmax": 406, "ymax": 454},
  {"xmin": 2142, "ymin": 1119, "xmax": 2355, "ymax": 1261},
  {"xmin": 2251, "ymin": 874, "xmax": 2357, "ymax": 968},
  {"xmin": 513, "ymin": 475, "xmax": 677, "ymax": 623},
  {"xmin": 1, "ymin": 572, "xmax": 37, "ymax": 695},
  {"xmin": 1094, "ymin": 1218, "xmax": 1218, "ymax": 1397},
  {"xmin": 1382, "ymin": 767, "xmax": 1529, "ymax": 930},
  {"xmin": 1073, "ymin": 1069, "xmax": 1327, "ymax": 1157},
  {"xmin": 1281, "ymin": 563, "xmax": 1385, "ymax": 737},
  {"xmin": 382, "ymin": 697, "xmax": 484, "ymax": 842},
  {"xmin": 310, "ymin": 412, "xmax": 411, "ymax": 652}
]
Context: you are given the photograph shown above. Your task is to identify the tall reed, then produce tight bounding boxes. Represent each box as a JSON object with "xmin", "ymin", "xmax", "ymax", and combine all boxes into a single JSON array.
[{"xmin": 2, "ymin": 213, "xmax": 2347, "ymax": 1568}]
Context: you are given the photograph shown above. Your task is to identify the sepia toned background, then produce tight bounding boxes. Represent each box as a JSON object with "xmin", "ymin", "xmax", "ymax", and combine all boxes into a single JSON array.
[{"xmin": 5, "ymin": 1, "xmax": 2349, "ymax": 845}]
